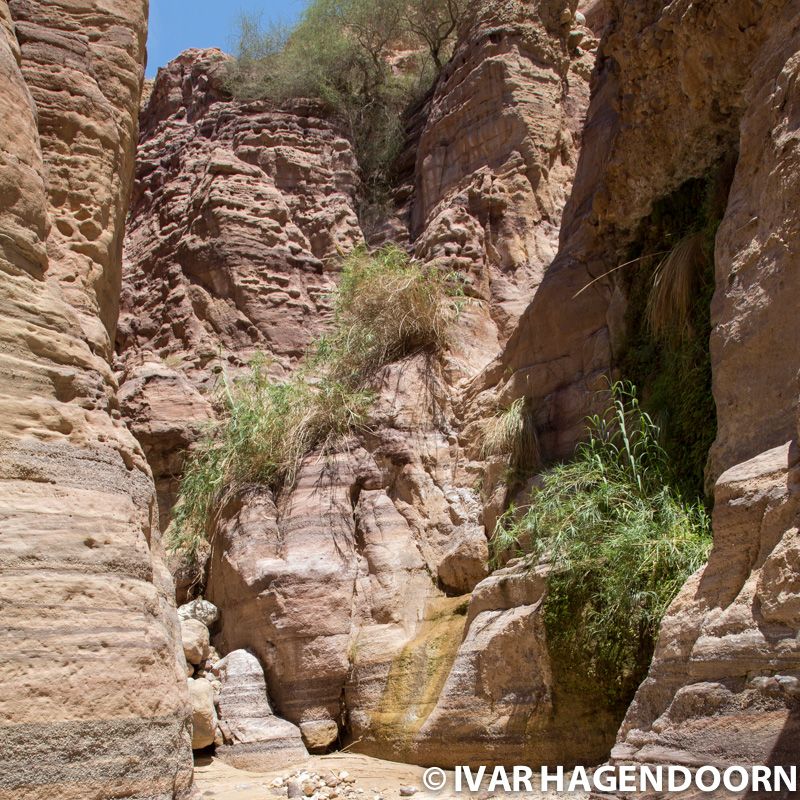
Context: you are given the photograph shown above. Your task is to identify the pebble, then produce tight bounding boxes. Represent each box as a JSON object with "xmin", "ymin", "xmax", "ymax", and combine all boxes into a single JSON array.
[{"xmin": 399, "ymin": 788, "xmax": 417, "ymax": 797}]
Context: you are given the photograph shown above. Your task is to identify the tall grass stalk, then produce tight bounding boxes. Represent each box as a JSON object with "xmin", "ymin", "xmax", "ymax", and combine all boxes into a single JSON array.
[{"xmin": 481, "ymin": 397, "xmax": 540, "ymax": 473}]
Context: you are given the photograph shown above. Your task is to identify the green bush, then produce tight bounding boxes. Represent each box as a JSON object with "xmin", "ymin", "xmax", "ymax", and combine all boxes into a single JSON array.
[
  {"xmin": 169, "ymin": 246, "xmax": 459, "ymax": 563},
  {"xmin": 492, "ymin": 381, "xmax": 712, "ymax": 710},
  {"xmin": 169, "ymin": 363, "xmax": 372, "ymax": 562},
  {"xmin": 225, "ymin": 0, "xmax": 467, "ymax": 201}
]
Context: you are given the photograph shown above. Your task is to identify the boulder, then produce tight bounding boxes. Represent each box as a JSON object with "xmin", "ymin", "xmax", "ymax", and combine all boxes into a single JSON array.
[
  {"xmin": 436, "ymin": 525, "xmax": 489, "ymax": 594},
  {"xmin": 181, "ymin": 618, "xmax": 210, "ymax": 666},
  {"xmin": 188, "ymin": 677, "xmax": 218, "ymax": 750},
  {"xmin": 299, "ymin": 720, "xmax": 339, "ymax": 753},
  {"xmin": 178, "ymin": 597, "xmax": 220, "ymax": 629},
  {"xmin": 214, "ymin": 649, "xmax": 308, "ymax": 770}
]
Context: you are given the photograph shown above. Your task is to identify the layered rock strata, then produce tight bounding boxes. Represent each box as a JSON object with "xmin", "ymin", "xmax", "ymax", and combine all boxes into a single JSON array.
[
  {"xmin": 412, "ymin": 0, "xmax": 595, "ymax": 340},
  {"xmin": 6, "ymin": 0, "xmax": 800, "ymax": 788},
  {"xmin": 482, "ymin": 0, "xmax": 789, "ymax": 464},
  {"xmin": 118, "ymin": 0, "xmax": 602, "ymax": 770},
  {"xmin": 472, "ymin": 0, "xmax": 800, "ymax": 786},
  {"xmin": 0, "ymin": 0, "xmax": 193, "ymax": 797}
]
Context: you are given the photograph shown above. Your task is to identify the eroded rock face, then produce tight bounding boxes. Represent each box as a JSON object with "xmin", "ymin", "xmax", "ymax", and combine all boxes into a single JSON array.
[
  {"xmin": 119, "ymin": 361, "xmax": 214, "ymax": 530},
  {"xmin": 204, "ymin": 358, "xmax": 461, "ymax": 747},
  {"xmin": 412, "ymin": 0, "xmax": 595, "ymax": 340},
  {"xmin": 115, "ymin": 0, "xmax": 601, "ymax": 771},
  {"xmin": 106, "ymin": 0, "xmax": 800, "ymax": 784},
  {"xmin": 611, "ymin": 444, "xmax": 800, "ymax": 782},
  {"xmin": 120, "ymin": 49, "xmax": 362, "ymax": 377},
  {"xmin": 416, "ymin": 563, "xmax": 618, "ymax": 767},
  {"xmin": 403, "ymin": 0, "xmax": 800, "ymax": 781},
  {"xmin": 486, "ymin": 0, "xmax": 787, "ymax": 466},
  {"xmin": 116, "ymin": 49, "xmax": 364, "ymax": 523},
  {"xmin": 597, "ymin": 0, "xmax": 800, "ymax": 784},
  {"xmin": 0, "ymin": 1, "xmax": 193, "ymax": 797},
  {"xmin": 708, "ymin": 1, "xmax": 800, "ymax": 480},
  {"xmin": 13, "ymin": 0, "xmax": 800, "ymax": 785},
  {"xmin": 194, "ymin": 0, "xmax": 603, "ymax": 761}
]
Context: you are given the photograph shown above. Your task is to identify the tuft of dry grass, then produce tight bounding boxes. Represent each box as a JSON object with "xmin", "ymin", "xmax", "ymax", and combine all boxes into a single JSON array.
[
  {"xmin": 324, "ymin": 245, "xmax": 458, "ymax": 384},
  {"xmin": 481, "ymin": 397, "xmax": 539, "ymax": 472},
  {"xmin": 646, "ymin": 232, "xmax": 705, "ymax": 340}
]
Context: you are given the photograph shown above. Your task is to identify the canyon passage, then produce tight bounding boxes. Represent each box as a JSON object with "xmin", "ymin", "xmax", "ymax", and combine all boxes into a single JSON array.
[{"xmin": 1, "ymin": 0, "xmax": 800, "ymax": 798}]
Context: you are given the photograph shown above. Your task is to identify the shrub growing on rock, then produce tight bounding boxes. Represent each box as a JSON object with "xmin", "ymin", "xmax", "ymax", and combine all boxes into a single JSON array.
[
  {"xmin": 225, "ymin": 0, "xmax": 467, "ymax": 201},
  {"xmin": 322, "ymin": 244, "xmax": 457, "ymax": 382},
  {"xmin": 492, "ymin": 381, "xmax": 712, "ymax": 709},
  {"xmin": 169, "ymin": 246, "xmax": 459, "ymax": 563}
]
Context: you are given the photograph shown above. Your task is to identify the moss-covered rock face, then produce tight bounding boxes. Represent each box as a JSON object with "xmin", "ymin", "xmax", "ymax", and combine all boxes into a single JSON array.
[
  {"xmin": 348, "ymin": 595, "xmax": 469, "ymax": 760},
  {"xmin": 621, "ymin": 163, "xmax": 734, "ymax": 502}
]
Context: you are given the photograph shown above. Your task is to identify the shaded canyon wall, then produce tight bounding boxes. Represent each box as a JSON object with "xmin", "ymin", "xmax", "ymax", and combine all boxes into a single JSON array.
[{"xmin": 485, "ymin": 0, "xmax": 800, "ymax": 786}]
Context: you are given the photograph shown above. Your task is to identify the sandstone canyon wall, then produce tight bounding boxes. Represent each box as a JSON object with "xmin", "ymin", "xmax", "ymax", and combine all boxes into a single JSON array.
[
  {"xmin": 116, "ymin": 47, "xmax": 364, "ymax": 528},
  {"xmin": 0, "ymin": 1, "xmax": 193, "ymax": 797},
  {"xmin": 482, "ymin": 0, "xmax": 800, "ymax": 788},
  {"xmin": 8, "ymin": 0, "xmax": 793, "ymax": 791},
  {"xmin": 116, "ymin": 0, "xmax": 615, "ymax": 770}
]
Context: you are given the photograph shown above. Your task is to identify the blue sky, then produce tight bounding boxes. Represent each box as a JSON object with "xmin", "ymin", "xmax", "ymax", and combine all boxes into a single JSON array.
[{"xmin": 146, "ymin": 0, "xmax": 305, "ymax": 78}]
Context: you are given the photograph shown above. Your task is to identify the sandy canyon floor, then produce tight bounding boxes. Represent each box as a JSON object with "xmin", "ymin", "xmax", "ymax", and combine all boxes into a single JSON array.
[{"xmin": 193, "ymin": 754, "xmax": 589, "ymax": 800}]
